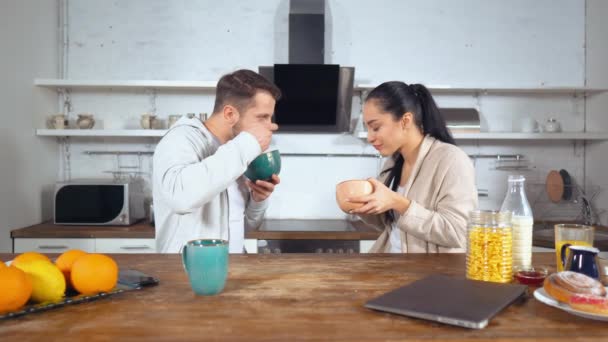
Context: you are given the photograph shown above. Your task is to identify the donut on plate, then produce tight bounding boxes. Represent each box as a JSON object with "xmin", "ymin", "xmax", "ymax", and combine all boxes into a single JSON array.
[
  {"xmin": 543, "ymin": 271, "xmax": 606, "ymax": 304},
  {"xmin": 569, "ymin": 294, "xmax": 608, "ymax": 315}
]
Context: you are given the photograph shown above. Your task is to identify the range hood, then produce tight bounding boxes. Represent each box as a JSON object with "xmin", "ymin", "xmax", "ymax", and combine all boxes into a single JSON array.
[
  {"xmin": 289, "ymin": 0, "xmax": 325, "ymax": 64},
  {"xmin": 259, "ymin": 0, "xmax": 355, "ymax": 133},
  {"xmin": 442, "ymin": 108, "xmax": 481, "ymax": 132}
]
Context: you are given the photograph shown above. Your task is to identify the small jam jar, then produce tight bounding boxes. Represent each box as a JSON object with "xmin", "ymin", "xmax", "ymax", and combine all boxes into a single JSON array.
[{"xmin": 513, "ymin": 266, "xmax": 548, "ymax": 286}]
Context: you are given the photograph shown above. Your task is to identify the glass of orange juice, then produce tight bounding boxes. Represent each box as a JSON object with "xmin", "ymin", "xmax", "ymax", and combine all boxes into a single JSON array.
[{"xmin": 555, "ymin": 224, "xmax": 594, "ymax": 271}]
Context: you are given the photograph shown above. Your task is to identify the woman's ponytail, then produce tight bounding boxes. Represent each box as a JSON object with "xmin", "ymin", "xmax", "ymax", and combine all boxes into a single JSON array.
[{"xmin": 409, "ymin": 84, "xmax": 455, "ymax": 145}]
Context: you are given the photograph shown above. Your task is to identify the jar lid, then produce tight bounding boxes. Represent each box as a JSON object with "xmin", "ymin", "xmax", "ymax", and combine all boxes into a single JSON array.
[{"xmin": 469, "ymin": 210, "xmax": 511, "ymax": 226}]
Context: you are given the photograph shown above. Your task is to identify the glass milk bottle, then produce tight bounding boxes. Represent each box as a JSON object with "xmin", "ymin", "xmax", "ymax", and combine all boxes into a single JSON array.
[{"xmin": 500, "ymin": 175, "xmax": 534, "ymax": 269}]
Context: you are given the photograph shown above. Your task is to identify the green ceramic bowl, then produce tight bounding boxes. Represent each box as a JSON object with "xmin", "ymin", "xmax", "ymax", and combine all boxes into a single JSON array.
[{"xmin": 245, "ymin": 149, "xmax": 281, "ymax": 182}]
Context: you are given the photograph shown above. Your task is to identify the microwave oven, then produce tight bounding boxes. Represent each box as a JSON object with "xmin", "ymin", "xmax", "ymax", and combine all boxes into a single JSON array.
[{"xmin": 54, "ymin": 180, "xmax": 145, "ymax": 225}]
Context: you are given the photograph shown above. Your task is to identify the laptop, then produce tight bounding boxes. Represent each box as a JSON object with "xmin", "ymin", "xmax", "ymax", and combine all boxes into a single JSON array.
[{"xmin": 365, "ymin": 274, "xmax": 527, "ymax": 329}]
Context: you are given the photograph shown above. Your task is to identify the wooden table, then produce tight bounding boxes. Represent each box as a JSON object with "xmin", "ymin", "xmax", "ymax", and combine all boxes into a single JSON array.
[{"xmin": 1, "ymin": 253, "xmax": 606, "ymax": 341}]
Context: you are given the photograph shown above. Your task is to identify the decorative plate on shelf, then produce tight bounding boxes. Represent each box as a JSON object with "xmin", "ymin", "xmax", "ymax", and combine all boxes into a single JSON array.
[{"xmin": 534, "ymin": 287, "xmax": 608, "ymax": 321}]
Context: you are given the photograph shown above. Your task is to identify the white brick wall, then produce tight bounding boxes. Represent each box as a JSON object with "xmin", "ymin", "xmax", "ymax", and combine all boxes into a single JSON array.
[{"xmin": 46, "ymin": 0, "xmax": 607, "ymax": 222}]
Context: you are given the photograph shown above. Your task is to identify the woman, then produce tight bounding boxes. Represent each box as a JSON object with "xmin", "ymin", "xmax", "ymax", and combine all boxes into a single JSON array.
[{"xmin": 349, "ymin": 82, "xmax": 477, "ymax": 253}]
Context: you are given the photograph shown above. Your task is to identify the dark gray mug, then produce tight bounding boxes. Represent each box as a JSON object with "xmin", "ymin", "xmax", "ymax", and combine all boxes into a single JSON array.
[{"xmin": 564, "ymin": 245, "xmax": 601, "ymax": 280}]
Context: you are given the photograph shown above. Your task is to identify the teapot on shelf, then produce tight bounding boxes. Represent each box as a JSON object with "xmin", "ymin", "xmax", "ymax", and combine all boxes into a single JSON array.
[
  {"xmin": 543, "ymin": 118, "xmax": 562, "ymax": 133},
  {"xmin": 76, "ymin": 113, "xmax": 95, "ymax": 129}
]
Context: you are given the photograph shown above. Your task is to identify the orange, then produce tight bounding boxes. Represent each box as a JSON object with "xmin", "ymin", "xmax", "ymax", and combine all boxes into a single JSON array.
[
  {"xmin": 12, "ymin": 252, "xmax": 50, "ymax": 268},
  {"xmin": 55, "ymin": 249, "xmax": 87, "ymax": 288},
  {"xmin": 0, "ymin": 266, "xmax": 33, "ymax": 314},
  {"xmin": 71, "ymin": 254, "xmax": 118, "ymax": 295},
  {"xmin": 0, "ymin": 260, "xmax": 6, "ymax": 268}
]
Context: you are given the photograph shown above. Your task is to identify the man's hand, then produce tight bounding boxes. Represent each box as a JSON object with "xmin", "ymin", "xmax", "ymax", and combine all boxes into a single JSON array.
[
  {"xmin": 245, "ymin": 123, "xmax": 279, "ymax": 151},
  {"xmin": 246, "ymin": 174, "xmax": 280, "ymax": 202}
]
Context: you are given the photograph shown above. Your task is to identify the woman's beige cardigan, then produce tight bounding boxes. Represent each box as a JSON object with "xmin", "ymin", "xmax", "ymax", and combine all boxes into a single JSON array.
[{"xmin": 361, "ymin": 135, "xmax": 478, "ymax": 253}]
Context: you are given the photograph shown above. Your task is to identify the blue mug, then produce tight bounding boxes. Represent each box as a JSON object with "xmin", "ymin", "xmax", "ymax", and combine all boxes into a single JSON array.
[
  {"xmin": 564, "ymin": 245, "xmax": 601, "ymax": 280},
  {"xmin": 182, "ymin": 239, "xmax": 229, "ymax": 295}
]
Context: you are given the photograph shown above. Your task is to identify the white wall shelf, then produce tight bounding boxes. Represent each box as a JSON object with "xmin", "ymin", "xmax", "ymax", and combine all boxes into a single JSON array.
[
  {"xmin": 34, "ymin": 79, "xmax": 217, "ymax": 90},
  {"xmin": 35, "ymin": 79, "xmax": 608, "ymax": 95},
  {"xmin": 355, "ymin": 131, "xmax": 608, "ymax": 141},
  {"xmin": 36, "ymin": 129, "xmax": 167, "ymax": 137},
  {"xmin": 36, "ymin": 129, "xmax": 608, "ymax": 141},
  {"xmin": 354, "ymin": 84, "xmax": 608, "ymax": 95}
]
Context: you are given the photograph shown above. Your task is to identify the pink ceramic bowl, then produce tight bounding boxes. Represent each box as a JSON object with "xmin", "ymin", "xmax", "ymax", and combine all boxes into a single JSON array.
[{"xmin": 335, "ymin": 180, "xmax": 373, "ymax": 213}]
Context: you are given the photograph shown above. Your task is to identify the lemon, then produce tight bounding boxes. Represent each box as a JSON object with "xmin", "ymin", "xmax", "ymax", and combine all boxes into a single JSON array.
[{"xmin": 15, "ymin": 260, "xmax": 66, "ymax": 303}]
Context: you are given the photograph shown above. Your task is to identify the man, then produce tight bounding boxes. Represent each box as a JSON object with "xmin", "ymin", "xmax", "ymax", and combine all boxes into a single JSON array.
[{"xmin": 153, "ymin": 69, "xmax": 281, "ymax": 253}]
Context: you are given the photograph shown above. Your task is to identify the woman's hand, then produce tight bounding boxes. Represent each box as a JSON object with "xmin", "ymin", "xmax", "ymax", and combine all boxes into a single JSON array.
[
  {"xmin": 349, "ymin": 178, "xmax": 410, "ymax": 215},
  {"xmin": 246, "ymin": 175, "xmax": 280, "ymax": 202}
]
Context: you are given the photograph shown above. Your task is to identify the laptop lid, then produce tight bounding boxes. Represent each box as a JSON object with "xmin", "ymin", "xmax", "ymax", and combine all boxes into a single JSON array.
[{"xmin": 365, "ymin": 274, "xmax": 527, "ymax": 329}]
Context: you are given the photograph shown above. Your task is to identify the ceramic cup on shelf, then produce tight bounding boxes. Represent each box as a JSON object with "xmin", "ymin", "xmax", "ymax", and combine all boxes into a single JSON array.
[
  {"xmin": 167, "ymin": 114, "xmax": 182, "ymax": 128},
  {"xmin": 49, "ymin": 114, "xmax": 67, "ymax": 129},
  {"xmin": 140, "ymin": 113, "xmax": 157, "ymax": 129},
  {"xmin": 76, "ymin": 113, "xmax": 95, "ymax": 129},
  {"xmin": 520, "ymin": 117, "xmax": 539, "ymax": 133},
  {"xmin": 182, "ymin": 239, "xmax": 229, "ymax": 296}
]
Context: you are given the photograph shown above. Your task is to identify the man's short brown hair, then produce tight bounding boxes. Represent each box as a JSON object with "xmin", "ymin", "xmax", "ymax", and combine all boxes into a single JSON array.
[{"xmin": 212, "ymin": 69, "xmax": 281, "ymax": 114}]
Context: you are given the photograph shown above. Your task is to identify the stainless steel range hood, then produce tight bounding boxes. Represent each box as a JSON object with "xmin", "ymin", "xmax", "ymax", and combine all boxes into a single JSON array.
[
  {"xmin": 289, "ymin": 0, "xmax": 325, "ymax": 64},
  {"xmin": 442, "ymin": 108, "xmax": 481, "ymax": 132}
]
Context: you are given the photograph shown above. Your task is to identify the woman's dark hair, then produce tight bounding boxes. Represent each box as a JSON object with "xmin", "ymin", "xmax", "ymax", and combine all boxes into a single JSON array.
[
  {"xmin": 366, "ymin": 82, "xmax": 455, "ymax": 222},
  {"xmin": 212, "ymin": 69, "xmax": 281, "ymax": 114}
]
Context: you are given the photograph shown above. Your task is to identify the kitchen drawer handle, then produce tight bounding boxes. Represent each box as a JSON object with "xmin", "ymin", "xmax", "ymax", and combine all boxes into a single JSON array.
[
  {"xmin": 38, "ymin": 245, "xmax": 68, "ymax": 249},
  {"xmin": 120, "ymin": 245, "xmax": 152, "ymax": 250}
]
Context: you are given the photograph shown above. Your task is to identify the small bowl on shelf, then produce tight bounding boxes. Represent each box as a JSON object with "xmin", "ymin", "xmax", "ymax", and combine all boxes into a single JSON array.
[{"xmin": 513, "ymin": 266, "xmax": 549, "ymax": 286}]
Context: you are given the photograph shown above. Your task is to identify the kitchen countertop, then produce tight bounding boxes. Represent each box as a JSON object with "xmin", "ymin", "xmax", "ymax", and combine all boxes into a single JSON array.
[
  {"xmin": 532, "ymin": 221, "xmax": 608, "ymax": 251},
  {"xmin": 10, "ymin": 220, "xmax": 155, "ymax": 239},
  {"xmin": 10, "ymin": 219, "xmax": 382, "ymax": 241},
  {"xmin": 245, "ymin": 219, "xmax": 382, "ymax": 240},
  {"xmin": 1, "ymin": 253, "xmax": 606, "ymax": 340},
  {"xmin": 12, "ymin": 219, "xmax": 608, "ymax": 251}
]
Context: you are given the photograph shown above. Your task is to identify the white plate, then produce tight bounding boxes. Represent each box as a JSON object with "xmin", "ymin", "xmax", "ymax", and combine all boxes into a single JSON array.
[
  {"xmin": 534, "ymin": 287, "xmax": 608, "ymax": 321},
  {"xmin": 4, "ymin": 260, "xmax": 11, "ymax": 266}
]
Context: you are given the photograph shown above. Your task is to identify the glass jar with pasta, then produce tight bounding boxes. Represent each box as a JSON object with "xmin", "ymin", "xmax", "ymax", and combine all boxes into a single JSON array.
[{"xmin": 466, "ymin": 210, "xmax": 513, "ymax": 283}]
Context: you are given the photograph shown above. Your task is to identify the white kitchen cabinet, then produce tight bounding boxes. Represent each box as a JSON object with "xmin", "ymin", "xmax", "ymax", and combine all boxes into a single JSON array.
[
  {"xmin": 95, "ymin": 238, "xmax": 156, "ymax": 253},
  {"xmin": 244, "ymin": 239, "xmax": 258, "ymax": 254},
  {"xmin": 359, "ymin": 240, "xmax": 375, "ymax": 254},
  {"xmin": 13, "ymin": 238, "xmax": 156, "ymax": 254},
  {"xmin": 14, "ymin": 238, "xmax": 96, "ymax": 253}
]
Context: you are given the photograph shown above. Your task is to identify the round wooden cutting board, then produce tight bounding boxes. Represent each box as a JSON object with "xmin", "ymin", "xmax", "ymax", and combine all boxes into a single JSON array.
[{"xmin": 546, "ymin": 170, "xmax": 564, "ymax": 203}]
